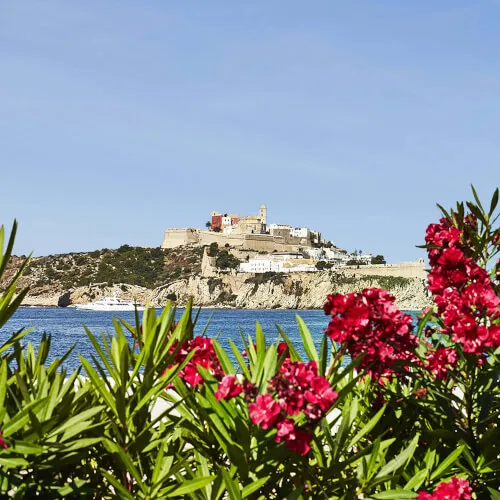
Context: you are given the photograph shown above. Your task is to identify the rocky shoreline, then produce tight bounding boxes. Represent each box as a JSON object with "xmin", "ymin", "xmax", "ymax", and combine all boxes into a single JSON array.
[{"xmin": 19, "ymin": 271, "xmax": 431, "ymax": 312}]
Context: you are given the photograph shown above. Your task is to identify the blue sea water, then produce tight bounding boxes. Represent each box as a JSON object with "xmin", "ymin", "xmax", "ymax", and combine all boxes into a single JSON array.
[{"xmin": 0, "ymin": 307, "xmax": 331, "ymax": 372}]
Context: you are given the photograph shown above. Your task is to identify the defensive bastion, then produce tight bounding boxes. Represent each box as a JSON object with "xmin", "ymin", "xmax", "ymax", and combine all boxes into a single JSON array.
[{"xmin": 161, "ymin": 228, "xmax": 310, "ymax": 254}]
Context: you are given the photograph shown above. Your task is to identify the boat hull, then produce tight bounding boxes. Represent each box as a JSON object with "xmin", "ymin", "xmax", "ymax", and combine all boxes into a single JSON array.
[{"xmin": 74, "ymin": 304, "xmax": 145, "ymax": 311}]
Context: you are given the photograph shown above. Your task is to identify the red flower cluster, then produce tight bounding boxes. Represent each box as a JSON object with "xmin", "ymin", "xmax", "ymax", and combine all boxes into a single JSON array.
[
  {"xmin": 417, "ymin": 476, "xmax": 472, "ymax": 499},
  {"xmin": 324, "ymin": 288, "xmax": 418, "ymax": 382},
  {"xmin": 215, "ymin": 375, "xmax": 243, "ymax": 401},
  {"xmin": 169, "ymin": 336, "xmax": 223, "ymax": 387},
  {"xmin": 252, "ymin": 359, "xmax": 337, "ymax": 455},
  {"xmin": 426, "ymin": 347, "xmax": 458, "ymax": 380},
  {"xmin": 426, "ymin": 217, "xmax": 500, "ymax": 354},
  {"xmin": 0, "ymin": 430, "xmax": 7, "ymax": 450},
  {"xmin": 215, "ymin": 359, "xmax": 337, "ymax": 455}
]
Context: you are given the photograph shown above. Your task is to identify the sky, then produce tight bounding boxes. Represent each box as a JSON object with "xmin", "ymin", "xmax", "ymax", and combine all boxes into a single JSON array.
[{"xmin": 1, "ymin": 1, "xmax": 499, "ymax": 262}]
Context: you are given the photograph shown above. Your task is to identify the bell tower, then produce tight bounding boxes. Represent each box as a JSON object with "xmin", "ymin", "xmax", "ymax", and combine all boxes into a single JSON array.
[{"xmin": 259, "ymin": 204, "xmax": 267, "ymax": 226}]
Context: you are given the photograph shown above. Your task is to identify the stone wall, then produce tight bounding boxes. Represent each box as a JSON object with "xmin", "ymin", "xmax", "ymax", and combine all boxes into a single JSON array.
[
  {"xmin": 162, "ymin": 228, "xmax": 308, "ymax": 253},
  {"xmin": 161, "ymin": 228, "xmax": 200, "ymax": 248},
  {"xmin": 342, "ymin": 261, "xmax": 427, "ymax": 279}
]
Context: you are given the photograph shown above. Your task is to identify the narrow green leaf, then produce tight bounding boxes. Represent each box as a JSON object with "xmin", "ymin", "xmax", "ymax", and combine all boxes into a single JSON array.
[
  {"xmin": 168, "ymin": 475, "xmax": 216, "ymax": 497},
  {"xmin": 229, "ymin": 340, "xmax": 251, "ymax": 379},
  {"xmin": 371, "ymin": 490, "xmax": 417, "ymax": 499},
  {"xmin": 213, "ymin": 340, "xmax": 235, "ymax": 375},
  {"xmin": 430, "ymin": 445, "xmax": 464, "ymax": 480},
  {"xmin": 220, "ymin": 468, "xmax": 241, "ymax": 500},
  {"xmin": 471, "ymin": 184, "xmax": 484, "ymax": 211},
  {"xmin": 319, "ymin": 334, "xmax": 328, "ymax": 376},
  {"xmin": 276, "ymin": 326, "xmax": 302, "ymax": 362},
  {"xmin": 348, "ymin": 406, "xmax": 385, "ymax": 450},
  {"xmin": 489, "ymin": 188, "xmax": 499, "ymax": 217},
  {"xmin": 404, "ymin": 469, "xmax": 428, "ymax": 491},
  {"xmin": 488, "ymin": 487, "xmax": 500, "ymax": 500},
  {"xmin": 376, "ymin": 434, "xmax": 419, "ymax": 478},
  {"xmin": 296, "ymin": 314, "xmax": 319, "ymax": 363},
  {"xmin": 0, "ymin": 458, "xmax": 30, "ymax": 469},
  {"xmin": 241, "ymin": 477, "xmax": 269, "ymax": 497}
]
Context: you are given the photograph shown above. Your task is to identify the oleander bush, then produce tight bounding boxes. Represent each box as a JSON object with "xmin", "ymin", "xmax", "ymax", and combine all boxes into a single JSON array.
[{"xmin": 0, "ymin": 186, "xmax": 499, "ymax": 498}]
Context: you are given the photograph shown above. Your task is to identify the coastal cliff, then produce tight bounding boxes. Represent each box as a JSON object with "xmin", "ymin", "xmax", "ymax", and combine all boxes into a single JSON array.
[{"xmin": 5, "ymin": 246, "xmax": 431, "ymax": 310}]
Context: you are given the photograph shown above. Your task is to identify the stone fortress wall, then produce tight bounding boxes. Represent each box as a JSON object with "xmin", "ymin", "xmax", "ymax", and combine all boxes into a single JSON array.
[
  {"xmin": 162, "ymin": 228, "xmax": 305, "ymax": 253},
  {"xmin": 343, "ymin": 260, "xmax": 427, "ymax": 279}
]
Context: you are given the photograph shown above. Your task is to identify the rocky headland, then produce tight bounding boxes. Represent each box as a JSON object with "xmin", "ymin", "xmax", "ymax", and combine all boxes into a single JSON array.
[{"xmin": 5, "ymin": 245, "xmax": 431, "ymax": 311}]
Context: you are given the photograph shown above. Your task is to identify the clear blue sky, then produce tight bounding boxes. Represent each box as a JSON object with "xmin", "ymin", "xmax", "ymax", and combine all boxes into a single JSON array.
[{"xmin": 1, "ymin": 1, "xmax": 499, "ymax": 262}]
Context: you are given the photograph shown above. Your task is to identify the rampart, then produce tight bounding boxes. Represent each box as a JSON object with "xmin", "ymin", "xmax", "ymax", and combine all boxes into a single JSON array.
[
  {"xmin": 343, "ymin": 261, "xmax": 427, "ymax": 279},
  {"xmin": 162, "ymin": 228, "xmax": 309, "ymax": 253},
  {"xmin": 161, "ymin": 228, "xmax": 200, "ymax": 248}
]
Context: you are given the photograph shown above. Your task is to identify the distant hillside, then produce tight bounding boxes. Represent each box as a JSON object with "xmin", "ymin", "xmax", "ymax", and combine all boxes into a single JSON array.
[
  {"xmin": 5, "ymin": 245, "xmax": 204, "ymax": 298},
  {"xmin": 3, "ymin": 245, "xmax": 431, "ymax": 311}
]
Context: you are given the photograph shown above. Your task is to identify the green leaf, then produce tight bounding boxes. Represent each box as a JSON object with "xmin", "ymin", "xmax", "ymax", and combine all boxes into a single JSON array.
[
  {"xmin": 371, "ymin": 490, "xmax": 418, "ymax": 499},
  {"xmin": 404, "ymin": 469, "xmax": 428, "ymax": 491},
  {"xmin": 167, "ymin": 475, "xmax": 216, "ymax": 497},
  {"xmin": 46, "ymin": 405, "xmax": 105, "ymax": 440},
  {"xmin": 319, "ymin": 334, "xmax": 328, "ymax": 376},
  {"xmin": 348, "ymin": 406, "xmax": 385, "ymax": 450},
  {"xmin": 488, "ymin": 487, "xmax": 500, "ymax": 500},
  {"xmin": 213, "ymin": 340, "xmax": 235, "ymax": 375},
  {"xmin": 276, "ymin": 326, "xmax": 302, "ymax": 362},
  {"xmin": 241, "ymin": 477, "xmax": 269, "ymax": 497},
  {"xmin": 255, "ymin": 322, "xmax": 266, "ymax": 355},
  {"xmin": 296, "ymin": 314, "xmax": 319, "ymax": 363},
  {"xmin": 376, "ymin": 434, "xmax": 419, "ymax": 478},
  {"xmin": 0, "ymin": 457, "xmax": 30, "ymax": 469},
  {"xmin": 471, "ymin": 183, "xmax": 484, "ymax": 211},
  {"xmin": 2, "ymin": 398, "xmax": 48, "ymax": 437},
  {"xmin": 220, "ymin": 468, "xmax": 241, "ymax": 500},
  {"xmin": 430, "ymin": 445, "xmax": 464, "ymax": 480},
  {"xmin": 489, "ymin": 187, "xmax": 499, "ymax": 217},
  {"xmin": 229, "ymin": 339, "xmax": 251, "ymax": 379},
  {"xmin": 100, "ymin": 469, "xmax": 135, "ymax": 499}
]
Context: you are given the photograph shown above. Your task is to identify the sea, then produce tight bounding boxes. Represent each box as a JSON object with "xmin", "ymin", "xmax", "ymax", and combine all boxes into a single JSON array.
[{"xmin": 0, "ymin": 307, "xmax": 332, "ymax": 372}]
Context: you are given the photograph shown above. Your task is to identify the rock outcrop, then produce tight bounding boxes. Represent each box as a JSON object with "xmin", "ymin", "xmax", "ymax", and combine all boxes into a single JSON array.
[
  {"xmin": 150, "ymin": 271, "xmax": 431, "ymax": 311},
  {"xmin": 7, "ymin": 246, "xmax": 431, "ymax": 311},
  {"xmin": 16, "ymin": 271, "xmax": 430, "ymax": 311}
]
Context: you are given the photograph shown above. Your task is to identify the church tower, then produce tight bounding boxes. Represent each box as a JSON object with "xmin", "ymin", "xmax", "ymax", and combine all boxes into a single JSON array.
[{"xmin": 259, "ymin": 204, "xmax": 267, "ymax": 225}]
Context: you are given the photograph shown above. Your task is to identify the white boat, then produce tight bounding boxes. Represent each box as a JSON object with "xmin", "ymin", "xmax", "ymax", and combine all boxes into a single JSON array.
[{"xmin": 74, "ymin": 297, "xmax": 145, "ymax": 311}]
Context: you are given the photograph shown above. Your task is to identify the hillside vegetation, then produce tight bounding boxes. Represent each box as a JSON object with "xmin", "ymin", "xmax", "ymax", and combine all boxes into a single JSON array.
[{"xmin": 7, "ymin": 245, "xmax": 204, "ymax": 295}]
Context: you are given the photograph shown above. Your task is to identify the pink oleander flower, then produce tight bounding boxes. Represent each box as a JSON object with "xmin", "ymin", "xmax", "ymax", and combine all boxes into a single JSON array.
[
  {"xmin": 168, "ymin": 336, "xmax": 223, "ymax": 387},
  {"xmin": 324, "ymin": 288, "xmax": 418, "ymax": 381},
  {"xmin": 426, "ymin": 347, "xmax": 458, "ymax": 380},
  {"xmin": 215, "ymin": 375, "xmax": 243, "ymax": 401},
  {"xmin": 417, "ymin": 476, "xmax": 472, "ymax": 499},
  {"xmin": 424, "ymin": 216, "xmax": 500, "ymax": 355},
  {"xmin": 0, "ymin": 430, "xmax": 7, "ymax": 450},
  {"xmin": 274, "ymin": 418, "xmax": 295, "ymax": 443},
  {"xmin": 249, "ymin": 394, "xmax": 281, "ymax": 429},
  {"xmin": 246, "ymin": 359, "xmax": 337, "ymax": 455},
  {"xmin": 284, "ymin": 428, "xmax": 313, "ymax": 456}
]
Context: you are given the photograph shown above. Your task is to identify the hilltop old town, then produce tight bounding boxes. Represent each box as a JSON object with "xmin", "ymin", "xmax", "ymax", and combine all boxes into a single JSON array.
[{"xmin": 161, "ymin": 204, "xmax": 425, "ymax": 275}]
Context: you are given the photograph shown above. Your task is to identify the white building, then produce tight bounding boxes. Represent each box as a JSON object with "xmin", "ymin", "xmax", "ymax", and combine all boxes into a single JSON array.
[
  {"xmin": 291, "ymin": 227, "xmax": 310, "ymax": 239},
  {"xmin": 238, "ymin": 253, "xmax": 316, "ymax": 273}
]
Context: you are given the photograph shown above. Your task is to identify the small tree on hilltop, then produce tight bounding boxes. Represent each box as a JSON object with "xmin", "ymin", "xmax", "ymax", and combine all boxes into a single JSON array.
[{"xmin": 371, "ymin": 255, "xmax": 386, "ymax": 265}]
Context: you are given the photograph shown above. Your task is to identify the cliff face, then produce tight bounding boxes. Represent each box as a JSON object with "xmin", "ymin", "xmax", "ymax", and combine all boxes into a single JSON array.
[
  {"xmin": 6, "ymin": 247, "xmax": 431, "ymax": 311},
  {"xmin": 15, "ymin": 271, "xmax": 430, "ymax": 311},
  {"xmin": 152, "ymin": 272, "xmax": 431, "ymax": 311}
]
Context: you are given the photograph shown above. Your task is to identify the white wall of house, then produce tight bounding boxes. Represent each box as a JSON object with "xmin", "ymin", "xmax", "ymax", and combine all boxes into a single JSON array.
[{"xmin": 291, "ymin": 227, "xmax": 310, "ymax": 238}]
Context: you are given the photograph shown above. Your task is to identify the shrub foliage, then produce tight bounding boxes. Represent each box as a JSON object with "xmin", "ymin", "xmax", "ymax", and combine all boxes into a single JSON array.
[{"xmin": 0, "ymin": 186, "xmax": 499, "ymax": 498}]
